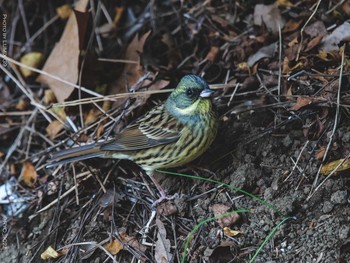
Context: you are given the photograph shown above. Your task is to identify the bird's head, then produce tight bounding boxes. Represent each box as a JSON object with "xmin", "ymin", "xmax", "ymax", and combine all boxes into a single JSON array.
[{"xmin": 165, "ymin": 75, "xmax": 215, "ymax": 122}]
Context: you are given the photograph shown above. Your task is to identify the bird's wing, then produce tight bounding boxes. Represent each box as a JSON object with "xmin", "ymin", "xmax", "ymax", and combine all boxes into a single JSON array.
[{"xmin": 100, "ymin": 104, "xmax": 182, "ymax": 151}]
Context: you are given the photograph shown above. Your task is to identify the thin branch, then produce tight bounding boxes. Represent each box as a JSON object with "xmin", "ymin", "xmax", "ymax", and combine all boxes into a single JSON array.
[
  {"xmin": 296, "ymin": 0, "xmax": 322, "ymax": 61},
  {"xmin": 0, "ymin": 54, "xmax": 103, "ymax": 98},
  {"xmin": 307, "ymin": 44, "xmax": 345, "ymax": 201}
]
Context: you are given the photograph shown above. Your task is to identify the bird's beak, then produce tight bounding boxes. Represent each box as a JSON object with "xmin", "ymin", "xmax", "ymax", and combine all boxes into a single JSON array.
[{"xmin": 200, "ymin": 88, "xmax": 215, "ymax": 98}]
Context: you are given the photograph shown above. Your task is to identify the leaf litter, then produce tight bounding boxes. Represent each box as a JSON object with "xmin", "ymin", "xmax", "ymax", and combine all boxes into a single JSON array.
[{"xmin": 2, "ymin": 1, "xmax": 350, "ymax": 262}]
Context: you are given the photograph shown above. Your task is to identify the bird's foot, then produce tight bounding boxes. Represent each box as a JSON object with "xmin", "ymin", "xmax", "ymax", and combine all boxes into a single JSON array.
[{"xmin": 152, "ymin": 191, "xmax": 178, "ymax": 207}]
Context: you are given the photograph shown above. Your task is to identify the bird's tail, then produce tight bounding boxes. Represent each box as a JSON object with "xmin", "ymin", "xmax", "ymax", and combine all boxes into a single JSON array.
[{"xmin": 46, "ymin": 144, "xmax": 104, "ymax": 168}]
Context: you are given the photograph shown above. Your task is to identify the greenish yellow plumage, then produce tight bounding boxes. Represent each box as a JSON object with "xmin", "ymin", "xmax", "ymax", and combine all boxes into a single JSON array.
[{"xmin": 48, "ymin": 75, "xmax": 218, "ymax": 199}]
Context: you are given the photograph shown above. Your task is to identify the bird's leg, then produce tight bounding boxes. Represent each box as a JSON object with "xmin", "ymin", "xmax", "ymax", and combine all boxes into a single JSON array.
[{"xmin": 146, "ymin": 171, "xmax": 178, "ymax": 207}]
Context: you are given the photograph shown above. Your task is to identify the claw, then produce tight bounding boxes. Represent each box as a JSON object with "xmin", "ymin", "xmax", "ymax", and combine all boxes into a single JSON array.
[
  {"xmin": 152, "ymin": 192, "xmax": 178, "ymax": 207},
  {"xmin": 143, "ymin": 171, "xmax": 178, "ymax": 206}
]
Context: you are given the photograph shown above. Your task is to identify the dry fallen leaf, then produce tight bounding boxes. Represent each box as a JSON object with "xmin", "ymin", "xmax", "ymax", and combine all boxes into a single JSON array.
[
  {"xmin": 41, "ymin": 246, "xmax": 68, "ymax": 260},
  {"xmin": 19, "ymin": 161, "xmax": 38, "ymax": 188},
  {"xmin": 16, "ymin": 98, "xmax": 29, "ymax": 111},
  {"xmin": 205, "ymin": 46, "xmax": 220, "ymax": 62},
  {"xmin": 290, "ymin": 96, "xmax": 326, "ymax": 111},
  {"xmin": 305, "ymin": 35, "xmax": 324, "ymax": 52},
  {"xmin": 56, "ymin": 4, "xmax": 72, "ymax": 20},
  {"xmin": 223, "ymin": 227, "xmax": 241, "ymax": 237},
  {"xmin": 157, "ymin": 201, "xmax": 177, "ymax": 216},
  {"xmin": 155, "ymin": 219, "xmax": 172, "ymax": 263},
  {"xmin": 321, "ymin": 159, "xmax": 350, "ymax": 175},
  {"xmin": 120, "ymin": 232, "xmax": 147, "ymax": 253},
  {"xmin": 104, "ymin": 239, "xmax": 124, "ymax": 255},
  {"xmin": 46, "ymin": 120, "xmax": 65, "ymax": 140},
  {"xmin": 109, "ymin": 31, "xmax": 151, "ymax": 100},
  {"xmin": 41, "ymin": 246, "xmax": 59, "ymax": 260},
  {"xmin": 37, "ymin": 0, "xmax": 89, "ymax": 102},
  {"xmin": 254, "ymin": 4, "xmax": 285, "ymax": 34},
  {"xmin": 43, "ymin": 89, "xmax": 57, "ymax": 105},
  {"xmin": 19, "ymin": 52, "xmax": 44, "ymax": 78},
  {"xmin": 321, "ymin": 21, "xmax": 350, "ymax": 51},
  {"xmin": 315, "ymin": 147, "xmax": 326, "ymax": 160},
  {"xmin": 283, "ymin": 19, "xmax": 303, "ymax": 33},
  {"xmin": 212, "ymin": 204, "xmax": 240, "ymax": 228},
  {"xmin": 247, "ymin": 42, "xmax": 277, "ymax": 67}
]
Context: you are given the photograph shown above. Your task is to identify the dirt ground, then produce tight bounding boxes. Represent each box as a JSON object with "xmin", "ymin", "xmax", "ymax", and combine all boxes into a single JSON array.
[
  {"xmin": 1, "ymin": 1, "xmax": 350, "ymax": 263},
  {"xmin": 2, "ymin": 111, "xmax": 350, "ymax": 262}
]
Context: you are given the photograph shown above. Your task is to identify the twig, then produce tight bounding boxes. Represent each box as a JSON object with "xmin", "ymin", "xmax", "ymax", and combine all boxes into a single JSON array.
[
  {"xmin": 18, "ymin": 0, "xmax": 30, "ymax": 41},
  {"xmin": 25, "ymin": 126, "xmax": 55, "ymax": 146},
  {"xmin": 64, "ymin": 241, "xmax": 118, "ymax": 263},
  {"xmin": 296, "ymin": 0, "xmax": 322, "ymax": 61},
  {"xmin": 308, "ymin": 153, "xmax": 350, "ymax": 202},
  {"xmin": 0, "ymin": 111, "xmax": 33, "ymax": 116},
  {"xmin": 28, "ymin": 171, "xmax": 94, "ymax": 220},
  {"xmin": 0, "ymin": 109, "xmax": 38, "ymax": 175},
  {"xmin": 0, "ymin": 63, "xmax": 52, "ymax": 123},
  {"xmin": 307, "ymin": 44, "xmax": 345, "ymax": 201},
  {"xmin": 90, "ymin": 0, "xmax": 103, "ymax": 52},
  {"xmin": 141, "ymin": 210, "xmax": 156, "ymax": 245},
  {"xmin": 325, "ymin": 0, "xmax": 346, "ymax": 14},
  {"xmin": 277, "ymin": 22, "xmax": 282, "ymax": 102},
  {"xmin": 17, "ymin": 15, "xmax": 59, "ymax": 57},
  {"xmin": 72, "ymin": 165, "xmax": 79, "ymax": 206},
  {"xmin": 0, "ymin": 54, "xmax": 103, "ymax": 98},
  {"xmin": 227, "ymin": 83, "xmax": 240, "ymax": 107},
  {"xmin": 92, "ymin": 101, "xmax": 119, "ymax": 123},
  {"xmin": 49, "ymin": 83, "xmax": 237, "ymax": 108},
  {"xmin": 284, "ymin": 140, "xmax": 309, "ymax": 183},
  {"xmin": 98, "ymin": 58, "xmax": 138, "ymax": 64}
]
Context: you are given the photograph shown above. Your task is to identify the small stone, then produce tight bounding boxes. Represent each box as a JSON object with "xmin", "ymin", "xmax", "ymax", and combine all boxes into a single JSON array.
[
  {"xmin": 282, "ymin": 135, "xmax": 293, "ymax": 148},
  {"xmin": 263, "ymin": 225, "xmax": 270, "ymax": 232},
  {"xmin": 339, "ymin": 225, "xmax": 350, "ymax": 240},
  {"xmin": 322, "ymin": 201, "xmax": 334, "ymax": 213},
  {"xmin": 264, "ymin": 187, "xmax": 274, "ymax": 200},
  {"xmin": 280, "ymin": 241, "xmax": 287, "ymax": 248},
  {"xmin": 330, "ymin": 190, "xmax": 348, "ymax": 204},
  {"xmin": 341, "ymin": 132, "xmax": 350, "ymax": 143}
]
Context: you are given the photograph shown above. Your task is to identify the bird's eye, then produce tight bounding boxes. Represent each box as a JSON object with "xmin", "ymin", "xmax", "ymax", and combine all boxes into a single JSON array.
[{"xmin": 186, "ymin": 88, "xmax": 194, "ymax": 98}]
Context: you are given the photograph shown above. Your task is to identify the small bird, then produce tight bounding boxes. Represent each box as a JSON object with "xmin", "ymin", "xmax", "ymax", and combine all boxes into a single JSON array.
[{"xmin": 48, "ymin": 75, "xmax": 218, "ymax": 204}]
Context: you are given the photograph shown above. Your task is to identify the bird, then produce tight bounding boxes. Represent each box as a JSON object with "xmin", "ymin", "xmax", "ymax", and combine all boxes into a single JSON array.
[{"xmin": 47, "ymin": 75, "xmax": 218, "ymax": 204}]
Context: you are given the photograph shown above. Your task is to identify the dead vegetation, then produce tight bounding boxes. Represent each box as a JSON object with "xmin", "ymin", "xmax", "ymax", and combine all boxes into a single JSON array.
[{"xmin": 1, "ymin": 0, "xmax": 350, "ymax": 262}]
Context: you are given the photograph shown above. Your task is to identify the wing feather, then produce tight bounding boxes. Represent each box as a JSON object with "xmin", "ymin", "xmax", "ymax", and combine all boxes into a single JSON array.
[{"xmin": 101, "ymin": 104, "xmax": 182, "ymax": 151}]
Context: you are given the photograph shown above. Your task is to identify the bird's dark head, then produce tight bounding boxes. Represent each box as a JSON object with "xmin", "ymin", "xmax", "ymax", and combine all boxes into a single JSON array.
[{"xmin": 165, "ymin": 75, "xmax": 215, "ymax": 121}]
